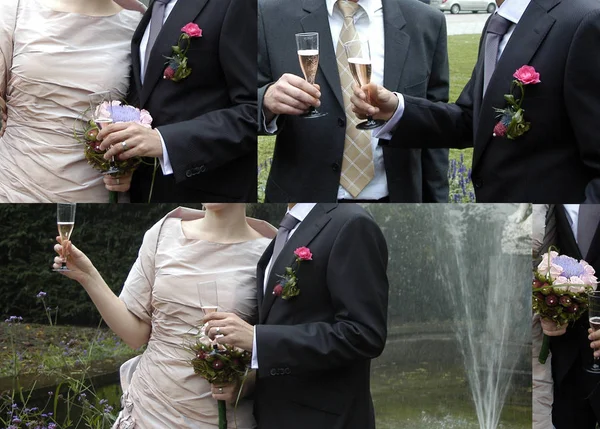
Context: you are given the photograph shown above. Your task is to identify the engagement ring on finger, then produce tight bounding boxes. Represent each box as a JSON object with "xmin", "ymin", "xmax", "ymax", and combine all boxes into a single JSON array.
[
  {"xmin": 122, "ymin": 141, "xmax": 128, "ymax": 151},
  {"xmin": 216, "ymin": 327, "xmax": 221, "ymax": 334},
  {"xmin": 116, "ymin": 178, "xmax": 120, "ymax": 185},
  {"xmin": 218, "ymin": 387, "xmax": 223, "ymax": 394}
]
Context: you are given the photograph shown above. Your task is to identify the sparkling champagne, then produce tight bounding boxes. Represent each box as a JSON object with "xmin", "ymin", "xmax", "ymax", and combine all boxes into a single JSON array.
[
  {"xmin": 348, "ymin": 57, "xmax": 372, "ymax": 87},
  {"xmin": 57, "ymin": 222, "xmax": 74, "ymax": 242},
  {"xmin": 298, "ymin": 49, "xmax": 319, "ymax": 84},
  {"xmin": 201, "ymin": 306, "xmax": 218, "ymax": 315},
  {"xmin": 590, "ymin": 316, "xmax": 600, "ymax": 332},
  {"xmin": 95, "ymin": 119, "xmax": 112, "ymax": 130}
]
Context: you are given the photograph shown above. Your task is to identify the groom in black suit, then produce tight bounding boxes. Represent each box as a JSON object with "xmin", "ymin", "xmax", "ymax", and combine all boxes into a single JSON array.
[
  {"xmin": 541, "ymin": 205, "xmax": 600, "ymax": 428},
  {"xmin": 351, "ymin": 0, "xmax": 600, "ymax": 203},
  {"xmin": 98, "ymin": 0, "xmax": 257, "ymax": 202},
  {"xmin": 205, "ymin": 203, "xmax": 389, "ymax": 428}
]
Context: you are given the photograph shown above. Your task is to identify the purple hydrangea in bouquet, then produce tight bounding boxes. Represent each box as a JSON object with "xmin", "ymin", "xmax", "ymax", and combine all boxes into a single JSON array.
[
  {"xmin": 533, "ymin": 249, "xmax": 598, "ymax": 363},
  {"xmin": 189, "ymin": 328, "xmax": 251, "ymax": 429}
]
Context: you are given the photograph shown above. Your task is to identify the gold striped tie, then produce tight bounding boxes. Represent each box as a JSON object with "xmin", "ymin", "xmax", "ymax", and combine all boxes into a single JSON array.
[{"xmin": 336, "ymin": 0, "xmax": 374, "ymax": 197}]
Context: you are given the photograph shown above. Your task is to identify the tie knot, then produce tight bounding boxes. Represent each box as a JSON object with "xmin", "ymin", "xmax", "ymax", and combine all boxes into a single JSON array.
[
  {"xmin": 486, "ymin": 13, "xmax": 513, "ymax": 36},
  {"xmin": 279, "ymin": 213, "xmax": 300, "ymax": 232},
  {"xmin": 337, "ymin": 0, "xmax": 361, "ymax": 19}
]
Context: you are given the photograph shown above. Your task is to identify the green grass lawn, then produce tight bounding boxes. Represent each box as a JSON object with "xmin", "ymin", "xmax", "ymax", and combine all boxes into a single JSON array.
[{"xmin": 258, "ymin": 34, "xmax": 480, "ymax": 202}]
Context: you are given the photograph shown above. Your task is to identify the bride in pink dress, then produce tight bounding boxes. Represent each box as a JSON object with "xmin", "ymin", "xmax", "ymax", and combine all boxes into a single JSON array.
[
  {"xmin": 53, "ymin": 203, "xmax": 276, "ymax": 428},
  {"xmin": 0, "ymin": 0, "xmax": 145, "ymax": 202}
]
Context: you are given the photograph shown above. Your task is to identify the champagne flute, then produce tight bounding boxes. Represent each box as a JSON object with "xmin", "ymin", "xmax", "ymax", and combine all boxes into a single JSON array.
[
  {"xmin": 198, "ymin": 281, "xmax": 219, "ymax": 316},
  {"xmin": 586, "ymin": 291, "xmax": 600, "ymax": 374},
  {"xmin": 295, "ymin": 32, "xmax": 327, "ymax": 119},
  {"xmin": 88, "ymin": 91, "xmax": 120, "ymax": 175},
  {"xmin": 54, "ymin": 203, "xmax": 76, "ymax": 272},
  {"xmin": 343, "ymin": 39, "xmax": 385, "ymax": 130}
]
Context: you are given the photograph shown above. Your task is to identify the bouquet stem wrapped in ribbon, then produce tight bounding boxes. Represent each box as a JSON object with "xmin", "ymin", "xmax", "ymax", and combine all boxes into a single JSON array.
[
  {"xmin": 189, "ymin": 329, "xmax": 251, "ymax": 429},
  {"xmin": 533, "ymin": 249, "xmax": 597, "ymax": 364}
]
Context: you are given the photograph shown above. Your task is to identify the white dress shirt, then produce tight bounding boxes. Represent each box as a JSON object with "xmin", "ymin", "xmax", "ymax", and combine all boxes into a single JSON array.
[
  {"xmin": 265, "ymin": 0, "xmax": 388, "ymax": 200},
  {"xmin": 563, "ymin": 204, "xmax": 580, "ymax": 241},
  {"xmin": 252, "ymin": 203, "xmax": 317, "ymax": 369},
  {"xmin": 374, "ymin": 0, "xmax": 532, "ymax": 139},
  {"xmin": 139, "ymin": 0, "xmax": 179, "ymax": 175}
]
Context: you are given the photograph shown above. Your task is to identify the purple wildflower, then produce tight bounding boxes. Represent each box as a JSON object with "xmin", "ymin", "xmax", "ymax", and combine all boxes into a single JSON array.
[{"xmin": 36, "ymin": 291, "xmax": 47, "ymax": 299}]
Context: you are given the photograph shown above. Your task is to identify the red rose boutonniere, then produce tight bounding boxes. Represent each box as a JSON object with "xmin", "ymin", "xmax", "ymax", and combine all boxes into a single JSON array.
[
  {"xmin": 492, "ymin": 65, "xmax": 541, "ymax": 140},
  {"xmin": 163, "ymin": 23, "xmax": 203, "ymax": 82},
  {"xmin": 272, "ymin": 247, "xmax": 313, "ymax": 300}
]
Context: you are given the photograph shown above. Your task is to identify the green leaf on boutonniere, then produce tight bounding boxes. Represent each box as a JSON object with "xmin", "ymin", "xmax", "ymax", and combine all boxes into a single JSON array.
[
  {"xmin": 172, "ymin": 45, "xmax": 182, "ymax": 55},
  {"xmin": 504, "ymin": 94, "xmax": 517, "ymax": 107},
  {"xmin": 285, "ymin": 267, "xmax": 294, "ymax": 276}
]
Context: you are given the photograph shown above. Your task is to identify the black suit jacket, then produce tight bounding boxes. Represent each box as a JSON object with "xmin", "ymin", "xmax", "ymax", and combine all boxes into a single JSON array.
[
  {"xmin": 258, "ymin": 0, "xmax": 450, "ymax": 203},
  {"xmin": 128, "ymin": 0, "xmax": 257, "ymax": 202},
  {"xmin": 383, "ymin": 0, "xmax": 600, "ymax": 203},
  {"xmin": 254, "ymin": 203, "xmax": 389, "ymax": 429},
  {"xmin": 550, "ymin": 205, "xmax": 600, "ymax": 393}
]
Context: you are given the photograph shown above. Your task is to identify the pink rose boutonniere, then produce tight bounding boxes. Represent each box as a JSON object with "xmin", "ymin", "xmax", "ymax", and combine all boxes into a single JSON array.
[
  {"xmin": 492, "ymin": 65, "xmax": 541, "ymax": 140},
  {"xmin": 272, "ymin": 247, "xmax": 313, "ymax": 300},
  {"xmin": 163, "ymin": 23, "xmax": 203, "ymax": 82}
]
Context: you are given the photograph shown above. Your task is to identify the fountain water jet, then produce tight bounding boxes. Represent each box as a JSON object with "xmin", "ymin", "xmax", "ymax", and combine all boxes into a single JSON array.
[{"xmin": 434, "ymin": 204, "xmax": 531, "ymax": 429}]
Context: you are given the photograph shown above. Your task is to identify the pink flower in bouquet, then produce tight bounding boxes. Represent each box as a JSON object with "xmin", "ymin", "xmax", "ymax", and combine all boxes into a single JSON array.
[
  {"xmin": 181, "ymin": 23, "xmax": 202, "ymax": 38},
  {"xmin": 537, "ymin": 250, "xmax": 562, "ymax": 280},
  {"xmin": 513, "ymin": 65, "xmax": 541, "ymax": 85},
  {"xmin": 294, "ymin": 247, "xmax": 313, "ymax": 261}
]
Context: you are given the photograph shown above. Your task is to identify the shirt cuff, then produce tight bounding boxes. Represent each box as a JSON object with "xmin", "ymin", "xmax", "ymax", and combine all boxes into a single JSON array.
[
  {"xmin": 373, "ymin": 93, "xmax": 405, "ymax": 140},
  {"xmin": 251, "ymin": 326, "xmax": 259, "ymax": 369},
  {"xmin": 263, "ymin": 112, "xmax": 279, "ymax": 134},
  {"xmin": 156, "ymin": 129, "xmax": 173, "ymax": 176}
]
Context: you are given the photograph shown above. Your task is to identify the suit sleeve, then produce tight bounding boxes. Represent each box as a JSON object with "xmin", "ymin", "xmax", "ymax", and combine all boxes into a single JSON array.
[
  {"xmin": 564, "ymin": 9, "xmax": 600, "ymax": 203},
  {"xmin": 158, "ymin": 0, "xmax": 258, "ymax": 182},
  {"xmin": 421, "ymin": 13, "xmax": 450, "ymax": 202},
  {"xmin": 255, "ymin": 215, "xmax": 389, "ymax": 376},
  {"xmin": 257, "ymin": 1, "xmax": 286, "ymax": 135},
  {"xmin": 381, "ymin": 24, "xmax": 481, "ymax": 150}
]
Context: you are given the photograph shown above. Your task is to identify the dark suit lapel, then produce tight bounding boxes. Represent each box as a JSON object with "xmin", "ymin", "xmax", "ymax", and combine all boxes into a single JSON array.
[
  {"xmin": 556, "ymin": 205, "xmax": 583, "ymax": 259},
  {"xmin": 301, "ymin": 0, "xmax": 344, "ymax": 110},
  {"xmin": 130, "ymin": 5, "xmax": 153, "ymax": 101},
  {"xmin": 382, "ymin": 0, "xmax": 409, "ymax": 92},
  {"xmin": 260, "ymin": 204, "xmax": 336, "ymax": 324},
  {"xmin": 139, "ymin": 0, "xmax": 210, "ymax": 107},
  {"xmin": 473, "ymin": 0, "xmax": 557, "ymax": 168},
  {"xmin": 257, "ymin": 240, "xmax": 275, "ymax": 311}
]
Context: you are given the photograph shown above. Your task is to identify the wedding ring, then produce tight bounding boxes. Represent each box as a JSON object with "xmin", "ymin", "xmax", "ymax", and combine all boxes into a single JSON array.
[
  {"xmin": 121, "ymin": 141, "xmax": 128, "ymax": 151},
  {"xmin": 216, "ymin": 327, "xmax": 221, "ymax": 334},
  {"xmin": 218, "ymin": 387, "xmax": 224, "ymax": 394},
  {"xmin": 116, "ymin": 178, "xmax": 120, "ymax": 185}
]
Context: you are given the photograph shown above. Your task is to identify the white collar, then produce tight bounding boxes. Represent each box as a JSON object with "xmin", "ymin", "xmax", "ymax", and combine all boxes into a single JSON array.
[
  {"xmin": 287, "ymin": 203, "xmax": 318, "ymax": 223},
  {"xmin": 326, "ymin": 0, "xmax": 382, "ymax": 20},
  {"xmin": 497, "ymin": 0, "xmax": 531, "ymax": 24}
]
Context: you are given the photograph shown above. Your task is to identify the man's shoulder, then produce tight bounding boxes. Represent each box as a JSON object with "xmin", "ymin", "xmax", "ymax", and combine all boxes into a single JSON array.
[
  {"xmin": 327, "ymin": 203, "xmax": 375, "ymax": 225},
  {"xmin": 552, "ymin": 0, "xmax": 600, "ymax": 23},
  {"xmin": 391, "ymin": 0, "xmax": 445, "ymax": 23}
]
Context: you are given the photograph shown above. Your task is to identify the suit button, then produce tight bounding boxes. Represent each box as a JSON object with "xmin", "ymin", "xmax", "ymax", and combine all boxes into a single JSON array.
[
  {"xmin": 199, "ymin": 165, "xmax": 206, "ymax": 173},
  {"xmin": 185, "ymin": 170, "xmax": 193, "ymax": 178},
  {"xmin": 337, "ymin": 118, "xmax": 345, "ymax": 128},
  {"xmin": 473, "ymin": 178, "xmax": 483, "ymax": 188},
  {"xmin": 331, "ymin": 162, "xmax": 340, "ymax": 172},
  {"xmin": 270, "ymin": 368, "xmax": 277, "ymax": 376}
]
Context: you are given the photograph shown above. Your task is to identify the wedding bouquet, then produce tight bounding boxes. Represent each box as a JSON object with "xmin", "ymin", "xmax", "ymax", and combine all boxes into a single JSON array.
[
  {"xmin": 533, "ymin": 249, "xmax": 598, "ymax": 363},
  {"xmin": 80, "ymin": 101, "xmax": 152, "ymax": 174},
  {"xmin": 189, "ymin": 329, "xmax": 251, "ymax": 429}
]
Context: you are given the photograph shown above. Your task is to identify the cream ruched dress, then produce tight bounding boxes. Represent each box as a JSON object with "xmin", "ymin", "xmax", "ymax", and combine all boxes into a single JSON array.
[
  {"xmin": 0, "ymin": 0, "xmax": 141, "ymax": 201},
  {"xmin": 115, "ymin": 208, "xmax": 275, "ymax": 429}
]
